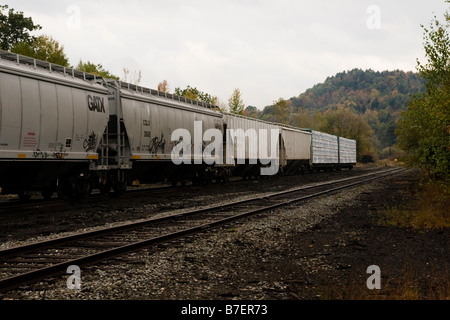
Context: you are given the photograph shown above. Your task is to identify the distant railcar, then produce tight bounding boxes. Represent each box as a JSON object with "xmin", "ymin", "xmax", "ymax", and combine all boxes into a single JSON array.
[
  {"xmin": 311, "ymin": 130, "xmax": 339, "ymax": 169},
  {"xmin": 338, "ymin": 137, "xmax": 357, "ymax": 169}
]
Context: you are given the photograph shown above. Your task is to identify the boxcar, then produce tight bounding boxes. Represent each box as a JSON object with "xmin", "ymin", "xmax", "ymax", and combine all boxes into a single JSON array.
[
  {"xmin": 338, "ymin": 137, "xmax": 357, "ymax": 169},
  {"xmin": 311, "ymin": 130, "xmax": 339, "ymax": 169}
]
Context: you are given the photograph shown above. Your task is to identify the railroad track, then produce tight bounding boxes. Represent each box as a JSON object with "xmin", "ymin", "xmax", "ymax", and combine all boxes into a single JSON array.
[
  {"xmin": 0, "ymin": 184, "xmax": 178, "ymax": 213},
  {"xmin": 0, "ymin": 175, "xmax": 249, "ymax": 214},
  {"xmin": 0, "ymin": 167, "xmax": 405, "ymax": 293}
]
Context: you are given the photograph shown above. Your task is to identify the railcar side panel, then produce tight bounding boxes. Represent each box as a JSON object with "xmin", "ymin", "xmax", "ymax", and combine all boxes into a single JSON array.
[
  {"xmin": 39, "ymin": 81, "xmax": 58, "ymax": 151},
  {"xmin": 0, "ymin": 73, "xmax": 21, "ymax": 152},
  {"xmin": 223, "ymin": 113, "xmax": 280, "ymax": 162},
  {"xmin": 56, "ymin": 86, "xmax": 74, "ymax": 150},
  {"xmin": 339, "ymin": 137, "xmax": 357, "ymax": 164},
  {"xmin": 72, "ymin": 89, "xmax": 88, "ymax": 154},
  {"xmin": 281, "ymin": 127, "xmax": 311, "ymax": 160},
  {"xmin": 19, "ymin": 77, "xmax": 41, "ymax": 151},
  {"xmin": 311, "ymin": 130, "xmax": 339, "ymax": 165},
  {"xmin": 120, "ymin": 91, "xmax": 223, "ymax": 162}
]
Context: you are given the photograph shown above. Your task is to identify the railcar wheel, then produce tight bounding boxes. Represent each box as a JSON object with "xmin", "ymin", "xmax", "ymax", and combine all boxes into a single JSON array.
[
  {"xmin": 111, "ymin": 179, "xmax": 127, "ymax": 197},
  {"xmin": 41, "ymin": 187, "xmax": 54, "ymax": 200},
  {"xmin": 57, "ymin": 173, "xmax": 91, "ymax": 200},
  {"xmin": 57, "ymin": 178, "xmax": 72, "ymax": 200},
  {"xmin": 99, "ymin": 183, "xmax": 111, "ymax": 196},
  {"xmin": 75, "ymin": 181, "xmax": 91, "ymax": 199},
  {"xmin": 18, "ymin": 192, "xmax": 31, "ymax": 201}
]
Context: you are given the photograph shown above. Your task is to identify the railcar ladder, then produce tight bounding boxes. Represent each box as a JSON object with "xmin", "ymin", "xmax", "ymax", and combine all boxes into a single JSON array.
[
  {"xmin": 117, "ymin": 119, "xmax": 127, "ymax": 168},
  {"xmin": 97, "ymin": 116, "xmax": 127, "ymax": 169}
]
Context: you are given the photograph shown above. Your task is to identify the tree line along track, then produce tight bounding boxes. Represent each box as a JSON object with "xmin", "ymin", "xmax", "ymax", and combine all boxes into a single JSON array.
[{"xmin": 0, "ymin": 167, "xmax": 405, "ymax": 294}]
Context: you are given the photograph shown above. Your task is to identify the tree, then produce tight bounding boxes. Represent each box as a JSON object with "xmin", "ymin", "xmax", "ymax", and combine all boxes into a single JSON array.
[
  {"xmin": 174, "ymin": 85, "xmax": 218, "ymax": 105},
  {"xmin": 76, "ymin": 60, "xmax": 120, "ymax": 79},
  {"xmin": 11, "ymin": 35, "xmax": 69, "ymax": 66},
  {"xmin": 396, "ymin": 7, "xmax": 450, "ymax": 180},
  {"xmin": 293, "ymin": 107, "xmax": 314, "ymax": 129},
  {"xmin": 319, "ymin": 106, "xmax": 374, "ymax": 160},
  {"xmin": 158, "ymin": 80, "xmax": 170, "ymax": 93},
  {"xmin": 122, "ymin": 68, "xmax": 142, "ymax": 85},
  {"xmin": 0, "ymin": 5, "xmax": 41, "ymax": 50},
  {"xmin": 216, "ymin": 98, "xmax": 229, "ymax": 112},
  {"xmin": 243, "ymin": 106, "xmax": 260, "ymax": 118},
  {"xmin": 271, "ymin": 98, "xmax": 289, "ymax": 124},
  {"xmin": 228, "ymin": 88, "xmax": 245, "ymax": 115},
  {"xmin": 175, "ymin": 85, "xmax": 197, "ymax": 100}
]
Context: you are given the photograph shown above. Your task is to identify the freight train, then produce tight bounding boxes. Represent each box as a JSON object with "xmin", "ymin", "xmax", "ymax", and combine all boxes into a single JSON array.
[{"xmin": 0, "ymin": 50, "xmax": 356, "ymax": 200}]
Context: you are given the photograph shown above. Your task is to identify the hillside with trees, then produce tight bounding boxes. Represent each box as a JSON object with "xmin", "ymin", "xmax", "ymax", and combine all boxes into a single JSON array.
[
  {"xmin": 290, "ymin": 69, "xmax": 425, "ymax": 114},
  {"xmin": 248, "ymin": 69, "xmax": 426, "ymax": 160}
]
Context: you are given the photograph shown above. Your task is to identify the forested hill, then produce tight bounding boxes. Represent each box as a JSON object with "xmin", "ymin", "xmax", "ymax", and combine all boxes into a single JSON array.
[
  {"xmin": 289, "ymin": 69, "xmax": 425, "ymax": 114},
  {"xmin": 251, "ymin": 69, "xmax": 426, "ymax": 159}
]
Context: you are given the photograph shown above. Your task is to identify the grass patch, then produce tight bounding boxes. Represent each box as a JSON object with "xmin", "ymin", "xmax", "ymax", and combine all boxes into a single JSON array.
[
  {"xmin": 379, "ymin": 181, "xmax": 450, "ymax": 229},
  {"xmin": 317, "ymin": 263, "xmax": 449, "ymax": 300}
]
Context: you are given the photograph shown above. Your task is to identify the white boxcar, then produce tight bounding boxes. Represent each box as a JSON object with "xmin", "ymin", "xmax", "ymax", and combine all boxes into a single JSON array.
[
  {"xmin": 339, "ymin": 137, "xmax": 357, "ymax": 165},
  {"xmin": 311, "ymin": 130, "xmax": 339, "ymax": 165},
  {"xmin": 223, "ymin": 113, "xmax": 280, "ymax": 163},
  {"xmin": 0, "ymin": 51, "xmax": 109, "ymax": 161}
]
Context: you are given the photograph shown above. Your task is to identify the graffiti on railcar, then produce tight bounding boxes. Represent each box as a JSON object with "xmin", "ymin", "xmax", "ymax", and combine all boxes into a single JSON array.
[
  {"xmin": 83, "ymin": 131, "xmax": 97, "ymax": 152},
  {"xmin": 32, "ymin": 149, "xmax": 50, "ymax": 159},
  {"xmin": 149, "ymin": 133, "xmax": 166, "ymax": 154},
  {"xmin": 52, "ymin": 146, "xmax": 69, "ymax": 159},
  {"xmin": 32, "ymin": 146, "xmax": 69, "ymax": 159}
]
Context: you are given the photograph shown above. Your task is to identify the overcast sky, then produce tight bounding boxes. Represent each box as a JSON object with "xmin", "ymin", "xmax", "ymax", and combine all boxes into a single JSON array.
[{"xmin": 8, "ymin": 0, "xmax": 449, "ymax": 109}]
